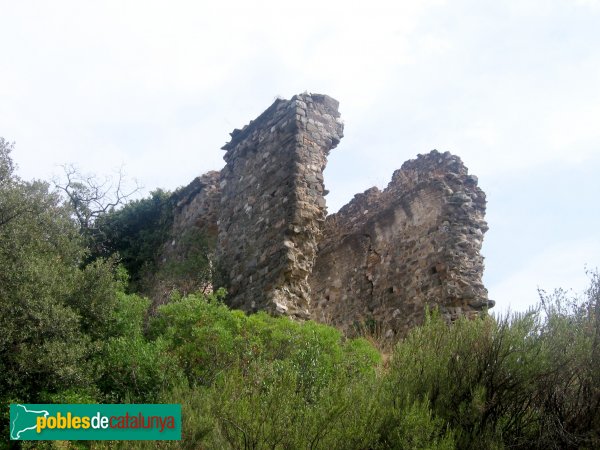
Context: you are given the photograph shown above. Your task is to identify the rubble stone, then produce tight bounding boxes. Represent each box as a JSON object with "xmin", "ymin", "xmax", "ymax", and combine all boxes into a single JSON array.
[
  {"xmin": 308, "ymin": 150, "xmax": 493, "ymax": 337},
  {"xmin": 157, "ymin": 93, "xmax": 492, "ymax": 336},
  {"xmin": 217, "ymin": 93, "xmax": 343, "ymax": 318}
]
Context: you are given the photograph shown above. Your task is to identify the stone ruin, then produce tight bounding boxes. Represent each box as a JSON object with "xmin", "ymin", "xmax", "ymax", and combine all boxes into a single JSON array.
[{"xmin": 158, "ymin": 93, "xmax": 494, "ymax": 337}]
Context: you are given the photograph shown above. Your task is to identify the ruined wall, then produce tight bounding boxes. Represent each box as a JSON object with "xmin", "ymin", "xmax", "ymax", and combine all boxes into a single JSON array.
[
  {"xmin": 169, "ymin": 170, "xmax": 221, "ymax": 241},
  {"xmin": 150, "ymin": 171, "xmax": 220, "ymax": 304},
  {"xmin": 152, "ymin": 94, "xmax": 492, "ymax": 337},
  {"xmin": 308, "ymin": 150, "xmax": 493, "ymax": 338},
  {"xmin": 217, "ymin": 94, "xmax": 343, "ymax": 318}
]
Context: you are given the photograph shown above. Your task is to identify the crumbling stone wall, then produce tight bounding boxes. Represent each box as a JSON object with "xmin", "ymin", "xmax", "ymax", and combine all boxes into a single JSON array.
[
  {"xmin": 216, "ymin": 94, "xmax": 343, "ymax": 318},
  {"xmin": 150, "ymin": 171, "xmax": 220, "ymax": 304},
  {"xmin": 169, "ymin": 171, "xmax": 221, "ymax": 241},
  {"xmin": 308, "ymin": 150, "xmax": 493, "ymax": 337},
  {"xmin": 154, "ymin": 93, "xmax": 492, "ymax": 337}
]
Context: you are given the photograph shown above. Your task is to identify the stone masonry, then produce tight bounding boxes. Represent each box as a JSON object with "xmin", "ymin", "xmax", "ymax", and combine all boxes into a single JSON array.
[
  {"xmin": 308, "ymin": 150, "xmax": 494, "ymax": 337},
  {"xmin": 149, "ymin": 171, "xmax": 220, "ymax": 304},
  {"xmin": 170, "ymin": 170, "xmax": 221, "ymax": 243},
  {"xmin": 217, "ymin": 94, "xmax": 343, "ymax": 318},
  {"xmin": 159, "ymin": 93, "xmax": 493, "ymax": 336}
]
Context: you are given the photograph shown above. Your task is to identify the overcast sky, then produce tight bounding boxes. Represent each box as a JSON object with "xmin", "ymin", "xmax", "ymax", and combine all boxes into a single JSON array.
[{"xmin": 2, "ymin": 0, "xmax": 599, "ymax": 314}]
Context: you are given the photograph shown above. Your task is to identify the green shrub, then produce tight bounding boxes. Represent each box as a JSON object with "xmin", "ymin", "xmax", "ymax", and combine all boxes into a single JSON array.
[
  {"xmin": 87, "ymin": 274, "xmax": 600, "ymax": 449},
  {"xmin": 93, "ymin": 189, "xmax": 175, "ymax": 290},
  {"xmin": 66, "ymin": 257, "xmax": 120, "ymax": 340},
  {"xmin": 105, "ymin": 290, "xmax": 151, "ymax": 338},
  {"xmin": 148, "ymin": 289, "xmax": 244, "ymax": 386},
  {"xmin": 149, "ymin": 290, "xmax": 380, "ymax": 389},
  {"xmin": 96, "ymin": 335, "xmax": 184, "ymax": 403},
  {"xmin": 385, "ymin": 310, "xmax": 537, "ymax": 448},
  {"xmin": 378, "ymin": 399, "xmax": 456, "ymax": 450},
  {"xmin": 206, "ymin": 359, "xmax": 383, "ymax": 450},
  {"xmin": 93, "ymin": 291, "xmax": 185, "ymax": 403},
  {"xmin": 381, "ymin": 275, "xmax": 600, "ymax": 450}
]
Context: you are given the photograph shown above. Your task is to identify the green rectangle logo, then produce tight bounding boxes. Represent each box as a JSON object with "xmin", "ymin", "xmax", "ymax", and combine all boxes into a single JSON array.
[{"xmin": 10, "ymin": 404, "xmax": 181, "ymax": 441}]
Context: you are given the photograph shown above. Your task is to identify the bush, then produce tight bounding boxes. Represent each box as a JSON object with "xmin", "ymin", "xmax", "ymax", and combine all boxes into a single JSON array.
[
  {"xmin": 158, "ymin": 227, "xmax": 215, "ymax": 296},
  {"xmin": 140, "ymin": 291, "xmax": 383, "ymax": 448},
  {"xmin": 0, "ymin": 139, "xmax": 121, "ymax": 446},
  {"xmin": 149, "ymin": 290, "xmax": 381, "ymax": 389},
  {"xmin": 0, "ymin": 142, "xmax": 93, "ymax": 401},
  {"xmin": 96, "ymin": 335, "xmax": 184, "ymax": 403},
  {"xmin": 207, "ymin": 360, "xmax": 381, "ymax": 449},
  {"xmin": 382, "ymin": 274, "xmax": 600, "ymax": 449},
  {"xmin": 93, "ymin": 189, "xmax": 175, "ymax": 290},
  {"xmin": 82, "ymin": 273, "xmax": 600, "ymax": 450}
]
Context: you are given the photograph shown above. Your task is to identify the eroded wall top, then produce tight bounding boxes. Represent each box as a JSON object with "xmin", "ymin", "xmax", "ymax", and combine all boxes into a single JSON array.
[
  {"xmin": 309, "ymin": 150, "xmax": 493, "ymax": 338},
  {"xmin": 217, "ymin": 93, "xmax": 343, "ymax": 318},
  {"xmin": 153, "ymin": 94, "xmax": 491, "ymax": 338}
]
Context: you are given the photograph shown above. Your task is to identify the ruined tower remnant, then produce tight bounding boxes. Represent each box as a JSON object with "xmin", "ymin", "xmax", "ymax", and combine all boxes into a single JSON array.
[
  {"xmin": 157, "ymin": 93, "xmax": 492, "ymax": 336},
  {"xmin": 217, "ymin": 94, "xmax": 344, "ymax": 318},
  {"xmin": 308, "ymin": 150, "xmax": 494, "ymax": 337}
]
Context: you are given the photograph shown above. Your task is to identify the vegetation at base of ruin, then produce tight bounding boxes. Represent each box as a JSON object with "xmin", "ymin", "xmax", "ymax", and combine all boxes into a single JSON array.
[
  {"xmin": 90, "ymin": 189, "xmax": 177, "ymax": 292},
  {"xmin": 2, "ymin": 139, "xmax": 600, "ymax": 449},
  {"xmin": 157, "ymin": 228, "xmax": 216, "ymax": 297},
  {"xmin": 89, "ymin": 190, "xmax": 216, "ymax": 297},
  {"xmin": 5, "ymin": 281, "xmax": 600, "ymax": 450}
]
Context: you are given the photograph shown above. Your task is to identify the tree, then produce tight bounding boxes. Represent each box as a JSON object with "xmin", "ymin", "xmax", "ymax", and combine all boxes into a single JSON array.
[
  {"xmin": 92, "ymin": 189, "xmax": 176, "ymax": 290},
  {"xmin": 0, "ymin": 138, "xmax": 36, "ymax": 229},
  {"xmin": 0, "ymin": 140, "xmax": 119, "ymax": 403},
  {"xmin": 53, "ymin": 164, "xmax": 141, "ymax": 250}
]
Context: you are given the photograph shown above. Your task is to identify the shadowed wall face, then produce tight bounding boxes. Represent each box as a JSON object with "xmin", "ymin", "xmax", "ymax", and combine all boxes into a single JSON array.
[
  {"xmin": 149, "ymin": 171, "xmax": 221, "ymax": 305},
  {"xmin": 217, "ymin": 94, "xmax": 343, "ymax": 318}
]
